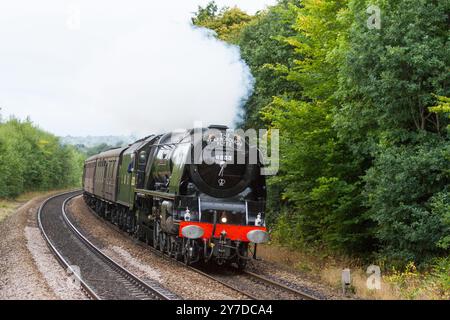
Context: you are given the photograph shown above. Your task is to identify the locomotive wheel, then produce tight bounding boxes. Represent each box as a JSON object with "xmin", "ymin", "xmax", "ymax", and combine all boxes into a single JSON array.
[
  {"xmin": 166, "ymin": 236, "xmax": 172, "ymax": 257},
  {"xmin": 144, "ymin": 229, "xmax": 150, "ymax": 245},
  {"xmin": 174, "ymin": 242, "xmax": 183, "ymax": 261},
  {"xmin": 166, "ymin": 236, "xmax": 181, "ymax": 260},
  {"xmin": 112, "ymin": 211, "xmax": 116, "ymax": 225},
  {"xmin": 183, "ymin": 240, "xmax": 196, "ymax": 266},
  {"xmin": 168, "ymin": 237, "xmax": 181, "ymax": 259},
  {"xmin": 121, "ymin": 211, "xmax": 126, "ymax": 230},
  {"xmin": 236, "ymin": 243, "xmax": 249, "ymax": 270},
  {"xmin": 127, "ymin": 214, "xmax": 136, "ymax": 235},
  {"xmin": 117, "ymin": 210, "xmax": 123, "ymax": 229},
  {"xmin": 183, "ymin": 249, "xmax": 191, "ymax": 266},
  {"xmin": 125, "ymin": 215, "xmax": 131, "ymax": 233},
  {"xmin": 153, "ymin": 221, "xmax": 161, "ymax": 250},
  {"xmin": 131, "ymin": 215, "xmax": 136, "ymax": 234},
  {"xmin": 134, "ymin": 224, "xmax": 141, "ymax": 240},
  {"xmin": 237, "ymin": 259, "xmax": 247, "ymax": 270},
  {"xmin": 159, "ymin": 233, "xmax": 165, "ymax": 253}
]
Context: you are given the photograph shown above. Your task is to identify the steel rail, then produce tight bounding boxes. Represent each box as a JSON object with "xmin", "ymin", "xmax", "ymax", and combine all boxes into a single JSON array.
[
  {"xmin": 37, "ymin": 190, "xmax": 100, "ymax": 300},
  {"xmin": 243, "ymin": 271, "xmax": 319, "ymax": 300},
  {"xmin": 79, "ymin": 195, "xmax": 318, "ymax": 300},
  {"xmin": 186, "ymin": 265, "xmax": 259, "ymax": 300},
  {"xmin": 38, "ymin": 191, "xmax": 175, "ymax": 300},
  {"xmin": 82, "ymin": 199, "xmax": 258, "ymax": 300}
]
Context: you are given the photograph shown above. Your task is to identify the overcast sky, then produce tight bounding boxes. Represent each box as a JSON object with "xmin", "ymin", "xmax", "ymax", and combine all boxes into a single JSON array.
[{"xmin": 0, "ymin": 0, "xmax": 277, "ymax": 136}]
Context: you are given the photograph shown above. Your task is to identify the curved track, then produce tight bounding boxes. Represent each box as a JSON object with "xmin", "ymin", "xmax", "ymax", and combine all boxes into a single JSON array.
[
  {"xmin": 77, "ymin": 194, "xmax": 319, "ymax": 300},
  {"xmin": 195, "ymin": 265, "xmax": 318, "ymax": 300},
  {"xmin": 241, "ymin": 271, "xmax": 318, "ymax": 300},
  {"xmin": 38, "ymin": 191, "xmax": 177, "ymax": 300}
]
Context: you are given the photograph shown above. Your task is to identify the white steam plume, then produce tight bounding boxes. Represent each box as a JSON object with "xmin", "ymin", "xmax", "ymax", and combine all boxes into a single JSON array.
[{"xmin": 0, "ymin": 1, "xmax": 261, "ymax": 136}]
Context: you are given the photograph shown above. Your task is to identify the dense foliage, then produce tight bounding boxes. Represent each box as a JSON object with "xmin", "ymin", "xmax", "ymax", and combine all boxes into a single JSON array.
[
  {"xmin": 192, "ymin": 2, "xmax": 253, "ymax": 44},
  {"xmin": 336, "ymin": 0, "xmax": 449, "ymax": 265},
  {"xmin": 0, "ymin": 116, "xmax": 85, "ymax": 198},
  {"xmin": 194, "ymin": 0, "xmax": 450, "ymax": 266}
]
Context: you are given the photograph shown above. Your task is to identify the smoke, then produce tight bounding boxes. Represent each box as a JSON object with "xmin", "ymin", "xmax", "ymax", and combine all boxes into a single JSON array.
[
  {"xmin": 77, "ymin": 25, "xmax": 254, "ymax": 135},
  {"xmin": 0, "ymin": 1, "xmax": 263, "ymax": 136}
]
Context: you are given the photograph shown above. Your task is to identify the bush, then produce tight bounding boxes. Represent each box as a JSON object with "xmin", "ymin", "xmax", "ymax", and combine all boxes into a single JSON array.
[
  {"xmin": 0, "ymin": 117, "xmax": 84, "ymax": 198},
  {"xmin": 364, "ymin": 133, "xmax": 450, "ymax": 265}
]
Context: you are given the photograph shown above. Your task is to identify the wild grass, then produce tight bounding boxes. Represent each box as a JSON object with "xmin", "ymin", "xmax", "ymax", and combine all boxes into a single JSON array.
[
  {"xmin": 257, "ymin": 244, "xmax": 449, "ymax": 300},
  {"xmin": 0, "ymin": 199, "xmax": 20, "ymax": 223},
  {"xmin": 0, "ymin": 190, "xmax": 70, "ymax": 223}
]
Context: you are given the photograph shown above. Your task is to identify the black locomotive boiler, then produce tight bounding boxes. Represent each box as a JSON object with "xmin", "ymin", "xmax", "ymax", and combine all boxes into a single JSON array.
[{"xmin": 82, "ymin": 125, "xmax": 269, "ymax": 268}]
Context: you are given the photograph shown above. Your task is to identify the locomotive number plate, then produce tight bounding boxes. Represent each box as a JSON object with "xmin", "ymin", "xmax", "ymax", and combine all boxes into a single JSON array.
[{"xmin": 215, "ymin": 154, "xmax": 232, "ymax": 162}]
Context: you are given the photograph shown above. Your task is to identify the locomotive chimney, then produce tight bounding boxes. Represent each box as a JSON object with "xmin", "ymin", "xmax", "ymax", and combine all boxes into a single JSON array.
[{"xmin": 208, "ymin": 125, "xmax": 228, "ymax": 131}]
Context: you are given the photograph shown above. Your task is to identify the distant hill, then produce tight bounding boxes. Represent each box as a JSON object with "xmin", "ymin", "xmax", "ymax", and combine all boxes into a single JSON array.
[{"xmin": 60, "ymin": 135, "xmax": 138, "ymax": 148}]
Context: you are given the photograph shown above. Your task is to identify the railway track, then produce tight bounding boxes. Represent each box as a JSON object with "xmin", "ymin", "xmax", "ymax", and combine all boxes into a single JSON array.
[
  {"xmin": 241, "ymin": 271, "xmax": 318, "ymax": 300},
  {"xmin": 194, "ymin": 265, "xmax": 318, "ymax": 300},
  {"xmin": 38, "ymin": 191, "xmax": 177, "ymax": 300},
  {"xmin": 73, "ymin": 194, "xmax": 320, "ymax": 300}
]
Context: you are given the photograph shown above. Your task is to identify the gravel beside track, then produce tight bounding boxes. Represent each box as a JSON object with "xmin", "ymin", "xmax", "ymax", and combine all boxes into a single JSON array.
[
  {"xmin": 246, "ymin": 260, "xmax": 344, "ymax": 300},
  {"xmin": 38, "ymin": 191, "xmax": 176, "ymax": 300},
  {"xmin": 67, "ymin": 196, "xmax": 247, "ymax": 300},
  {"xmin": 195, "ymin": 265, "xmax": 318, "ymax": 300},
  {"xmin": 0, "ymin": 191, "xmax": 85, "ymax": 300},
  {"xmin": 0, "ymin": 192, "xmax": 342, "ymax": 300}
]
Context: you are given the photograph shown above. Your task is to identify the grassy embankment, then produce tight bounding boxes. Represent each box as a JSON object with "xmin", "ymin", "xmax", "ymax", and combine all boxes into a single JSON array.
[
  {"xmin": 0, "ymin": 189, "xmax": 75, "ymax": 223},
  {"xmin": 0, "ymin": 192, "xmax": 41, "ymax": 223},
  {"xmin": 258, "ymin": 244, "xmax": 450, "ymax": 300}
]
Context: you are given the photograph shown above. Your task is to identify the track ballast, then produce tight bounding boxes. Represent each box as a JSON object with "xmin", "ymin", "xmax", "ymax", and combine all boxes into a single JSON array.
[
  {"xmin": 38, "ymin": 191, "xmax": 177, "ymax": 300},
  {"xmin": 79, "ymin": 194, "xmax": 320, "ymax": 300}
]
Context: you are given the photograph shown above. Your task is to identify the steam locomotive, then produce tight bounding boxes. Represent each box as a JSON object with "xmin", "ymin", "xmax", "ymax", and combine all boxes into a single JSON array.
[{"xmin": 82, "ymin": 125, "xmax": 268, "ymax": 269}]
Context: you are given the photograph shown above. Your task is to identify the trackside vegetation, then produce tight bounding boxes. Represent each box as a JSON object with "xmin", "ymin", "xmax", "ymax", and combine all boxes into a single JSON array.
[
  {"xmin": 0, "ymin": 116, "xmax": 85, "ymax": 198},
  {"xmin": 193, "ymin": 0, "xmax": 450, "ymax": 273}
]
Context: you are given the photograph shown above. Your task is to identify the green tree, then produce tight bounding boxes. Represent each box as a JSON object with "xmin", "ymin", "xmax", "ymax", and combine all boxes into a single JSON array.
[
  {"xmin": 194, "ymin": 0, "xmax": 450, "ymax": 265},
  {"xmin": 363, "ymin": 134, "xmax": 449, "ymax": 264},
  {"xmin": 429, "ymin": 96, "xmax": 450, "ymax": 134},
  {"xmin": 261, "ymin": 0, "xmax": 374, "ymax": 253},
  {"xmin": 0, "ymin": 117, "xmax": 85, "ymax": 198},
  {"xmin": 192, "ymin": 1, "xmax": 218, "ymax": 24},
  {"xmin": 192, "ymin": 1, "xmax": 253, "ymax": 44},
  {"xmin": 237, "ymin": 0, "xmax": 303, "ymax": 128},
  {"xmin": 336, "ymin": 0, "xmax": 450, "ymax": 265}
]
